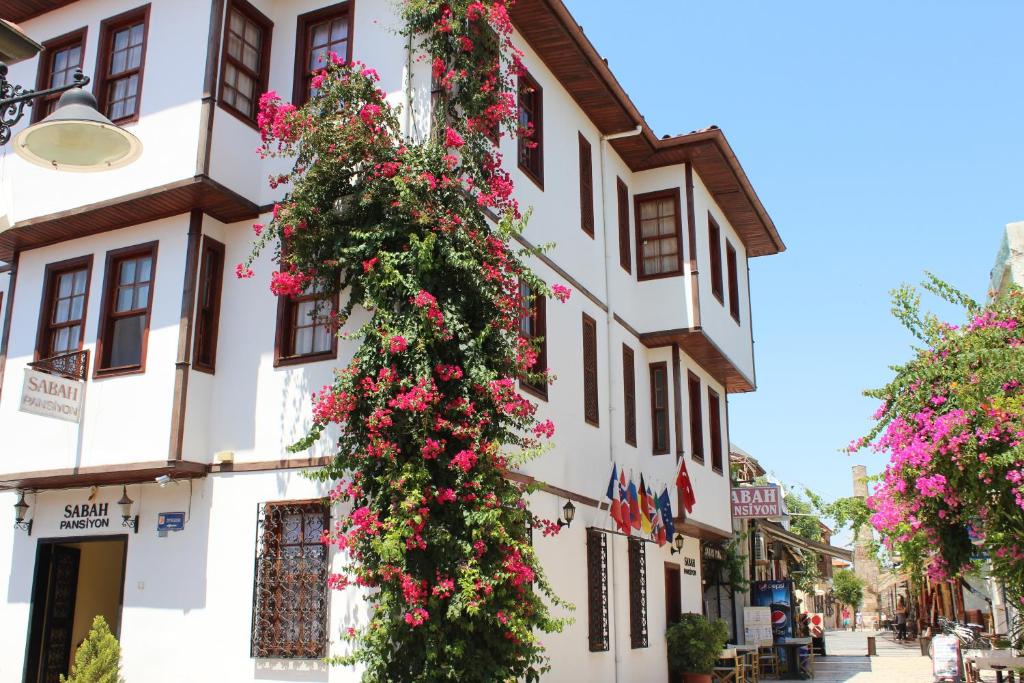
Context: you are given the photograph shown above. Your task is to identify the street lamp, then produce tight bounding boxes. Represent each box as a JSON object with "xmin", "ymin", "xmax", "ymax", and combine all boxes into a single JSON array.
[
  {"xmin": 118, "ymin": 485, "xmax": 138, "ymax": 533},
  {"xmin": 13, "ymin": 490, "xmax": 32, "ymax": 535},
  {"xmin": 0, "ymin": 21, "xmax": 141, "ymax": 170},
  {"xmin": 557, "ymin": 500, "xmax": 576, "ymax": 529},
  {"xmin": 670, "ymin": 533, "xmax": 685, "ymax": 555}
]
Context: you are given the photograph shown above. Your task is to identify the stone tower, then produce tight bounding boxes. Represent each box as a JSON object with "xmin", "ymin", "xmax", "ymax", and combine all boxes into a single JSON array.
[{"xmin": 851, "ymin": 466, "xmax": 881, "ymax": 624}]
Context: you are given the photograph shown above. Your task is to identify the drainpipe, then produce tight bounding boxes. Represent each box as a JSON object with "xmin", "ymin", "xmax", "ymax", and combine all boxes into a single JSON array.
[{"xmin": 598, "ymin": 124, "xmax": 642, "ymax": 683}]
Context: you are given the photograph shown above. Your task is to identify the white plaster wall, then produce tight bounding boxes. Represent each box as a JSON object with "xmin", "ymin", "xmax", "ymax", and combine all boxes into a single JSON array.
[
  {"xmin": 1, "ymin": 0, "xmax": 209, "ymax": 223},
  {"xmin": 0, "ymin": 216, "xmax": 189, "ymax": 472}
]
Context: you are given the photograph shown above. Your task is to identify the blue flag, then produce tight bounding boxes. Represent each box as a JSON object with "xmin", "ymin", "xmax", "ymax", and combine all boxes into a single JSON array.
[{"xmin": 658, "ymin": 487, "xmax": 675, "ymax": 541}]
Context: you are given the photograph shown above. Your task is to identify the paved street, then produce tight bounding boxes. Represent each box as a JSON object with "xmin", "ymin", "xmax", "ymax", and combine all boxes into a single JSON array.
[{"xmin": 813, "ymin": 630, "xmax": 933, "ymax": 682}]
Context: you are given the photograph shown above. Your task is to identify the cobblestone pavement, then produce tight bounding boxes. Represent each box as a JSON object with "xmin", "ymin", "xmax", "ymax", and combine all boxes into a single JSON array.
[{"xmin": 811, "ymin": 629, "xmax": 934, "ymax": 682}]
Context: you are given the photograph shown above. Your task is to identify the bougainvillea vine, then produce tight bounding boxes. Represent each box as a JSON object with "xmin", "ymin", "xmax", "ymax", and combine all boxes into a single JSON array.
[{"xmin": 241, "ymin": 1, "xmax": 571, "ymax": 681}]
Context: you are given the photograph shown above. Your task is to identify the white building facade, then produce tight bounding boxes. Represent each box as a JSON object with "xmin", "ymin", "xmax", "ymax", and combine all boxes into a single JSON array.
[{"xmin": 0, "ymin": 1, "xmax": 784, "ymax": 681}]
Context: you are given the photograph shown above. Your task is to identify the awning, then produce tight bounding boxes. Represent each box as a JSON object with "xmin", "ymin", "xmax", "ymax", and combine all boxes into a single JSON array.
[{"xmin": 760, "ymin": 521, "xmax": 853, "ymax": 562}]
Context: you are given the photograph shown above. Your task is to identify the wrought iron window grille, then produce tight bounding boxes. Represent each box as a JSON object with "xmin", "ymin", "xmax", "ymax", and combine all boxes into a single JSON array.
[
  {"xmin": 628, "ymin": 538, "xmax": 649, "ymax": 649},
  {"xmin": 250, "ymin": 500, "xmax": 330, "ymax": 659},
  {"xmin": 27, "ymin": 349, "xmax": 90, "ymax": 381},
  {"xmin": 586, "ymin": 527, "xmax": 610, "ymax": 652}
]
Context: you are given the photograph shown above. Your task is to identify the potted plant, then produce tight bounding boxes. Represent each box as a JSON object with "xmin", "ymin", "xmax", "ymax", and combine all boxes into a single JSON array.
[{"xmin": 667, "ymin": 613, "xmax": 730, "ymax": 683}]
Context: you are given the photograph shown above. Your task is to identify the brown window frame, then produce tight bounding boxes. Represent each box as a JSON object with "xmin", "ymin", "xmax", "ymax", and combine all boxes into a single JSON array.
[
  {"xmin": 517, "ymin": 70, "xmax": 544, "ymax": 189},
  {"xmin": 518, "ymin": 279, "xmax": 548, "ymax": 401},
  {"xmin": 687, "ymin": 371, "xmax": 704, "ymax": 463},
  {"xmin": 274, "ymin": 283, "xmax": 339, "ymax": 368},
  {"xmin": 617, "ymin": 177, "xmax": 631, "ymax": 273},
  {"xmin": 586, "ymin": 528, "xmax": 610, "ymax": 652},
  {"xmin": 218, "ymin": 0, "xmax": 273, "ymax": 127},
  {"xmin": 579, "ymin": 132, "xmax": 594, "ymax": 237},
  {"xmin": 628, "ymin": 537, "xmax": 649, "ymax": 649},
  {"xmin": 634, "ymin": 188, "xmax": 684, "ymax": 280},
  {"xmin": 726, "ymin": 240, "xmax": 740, "ymax": 323},
  {"xmin": 650, "ymin": 361, "xmax": 670, "ymax": 455},
  {"xmin": 293, "ymin": 2, "xmax": 353, "ymax": 106},
  {"xmin": 32, "ymin": 27, "xmax": 88, "ymax": 123},
  {"xmin": 622, "ymin": 344, "xmax": 637, "ymax": 447},
  {"xmin": 708, "ymin": 213, "xmax": 724, "ymax": 304},
  {"xmin": 93, "ymin": 4, "xmax": 151, "ymax": 125},
  {"xmin": 582, "ymin": 313, "xmax": 599, "ymax": 427},
  {"xmin": 34, "ymin": 255, "xmax": 93, "ymax": 361},
  {"xmin": 708, "ymin": 387, "xmax": 724, "ymax": 474},
  {"xmin": 193, "ymin": 237, "xmax": 225, "ymax": 374},
  {"xmin": 250, "ymin": 499, "xmax": 330, "ymax": 659},
  {"xmin": 94, "ymin": 241, "xmax": 158, "ymax": 378}
]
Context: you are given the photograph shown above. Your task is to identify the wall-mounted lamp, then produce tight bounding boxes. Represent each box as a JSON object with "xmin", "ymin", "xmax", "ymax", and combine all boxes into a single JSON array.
[
  {"xmin": 118, "ymin": 485, "xmax": 138, "ymax": 533},
  {"xmin": 13, "ymin": 490, "xmax": 32, "ymax": 535},
  {"xmin": 670, "ymin": 533, "xmax": 685, "ymax": 555},
  {"xmin": 557, "ymin": 500, "xmax": 576, "ymax": 529}
]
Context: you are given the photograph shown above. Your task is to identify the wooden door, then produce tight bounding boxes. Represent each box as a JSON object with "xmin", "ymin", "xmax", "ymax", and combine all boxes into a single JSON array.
[
  {"xmin": 665, "ymin": 562, "xmax": 682, "ymax": 625},
  {"xmin": 39, "ymin": 545, "xmax": 80, "ymax": 683}
]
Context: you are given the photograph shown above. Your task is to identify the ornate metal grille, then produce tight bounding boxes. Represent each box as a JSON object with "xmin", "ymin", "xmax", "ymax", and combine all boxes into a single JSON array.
[
  {"xmin": 251, "ymin": 500, "xmax": 330, "ymax": 659},
  {"xmin": 628, "ymin": 538, "xmax": 649, "ymax": 649},
  {"xmin": 586, "ymin": 528, "xmax": 610, "ymax": 652},
  {"xmin": 28, "ymin": 350, "xmax": 90, "ymax": 381}
]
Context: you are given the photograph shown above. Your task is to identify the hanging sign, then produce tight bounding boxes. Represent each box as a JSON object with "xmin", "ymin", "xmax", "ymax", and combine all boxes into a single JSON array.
[
  {"xmin": 931, "ymin": 634, "xmax": 961, "ymax": 681},
  {"xmin": 731, "ymin": 485, "xmax": 782, "ymax": 518},
  {"xmin": 157, "ymin": 512, "xmax": 186, "ymax": 532},
  {"xmin": 20, "ymin": 368, "xmax": 85, "ymax": 423}
]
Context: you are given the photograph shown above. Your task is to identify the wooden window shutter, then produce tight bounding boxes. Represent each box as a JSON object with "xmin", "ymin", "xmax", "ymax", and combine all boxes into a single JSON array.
[
  {"xmin": 650, "ymin": 362, "xmax": 669, "ymax": 455},
  {"xmin": 708, "ymin": 214, "xmax": 724, "ymax": 303},
  {"xmin": 617, "ymin": 178, "xmax": 631, "ymax": 272},
  {"xmin": 579, "ymin": 132, "xmax": 594, "ymax": 236},
  {"xmin": 586, "ymin": 528, "xmax": 610, "ymax": 651},
  {"xmin": 628, "ymin": 538, "xmax": 649, "ymax": 648},
  {"xmin": 726, "ymin": 240, "xmax": 740, "ymax": 322},
  {"xmin": 709, "ymin": 388, "xmax": 723, "ymax": 472},
  {"xmin": 582, "ymin": 313, "xmax": 599, "ymax": 426},
  {"xmin": 622, "ymin": 344, "xmax": 637, "ymax": 446},
  {"xmin": 688, "ymin": 371, "xmax": 704, "ymax": 462}
]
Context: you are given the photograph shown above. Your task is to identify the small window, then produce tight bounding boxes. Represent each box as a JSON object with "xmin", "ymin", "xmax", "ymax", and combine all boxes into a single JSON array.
[
  {"xmin": 517, "ymin": 71, "xmax": 543, "ymax": 187},
  {"xmin": 708, "ymin": 214, "xmax": 724, "ymax": 304},
  {"xmin": 650, "ymin": 362, "xmax": 669, "ymax": 455},
  {"xmin": 688, "ymin": 371, "xmax": 704, "ymax": 462},
  {"xmin": 628, "ymin": 538, "xmax": 649, "ymax": 649},
  {"xmin": 193, "ymin": 237, "xmax": 225, "ymax": 373},
  {"xmin": 617, "ymin": 178, "xmax": 631, "ymax": 273},
  {"xmin": 274, "ymin": 281, "xmax": 338, "ymax": 366},
  {"xmin": 518, "ymin": 280, "xmax": 547, "ymax": 399},
  {"xmin": 220, "ymin": 0, "xmax": 273, "ymax": 123},
  {"xmin": 95, "ymin": 5, "xmax": 150, "ymax": 123},
  {"xmin": 726, "ymin": 240, "xmax": 740, "ymax": 323},
  {"xmin": 586, "ymin": 528, "xmax": 610, "ymax": 652},
  {"xmin": 294, "ymin": 3, "xmax": 351, "ymax": 105},
  {"xmin": 32, "ymin": 28, "xmax": 87, "ymax": 122},
  {"xmin": 582, "ymin": 313, "xmax": 599, "ymax": 426},
  {"xmin": 251, "ymin": 500, "xmax": 329, "ymax": 659},
  {"xmin": 622, "ymin": 344, "xmax": 637, "ymax": 447},
  {"xmin": 579, "ymin": 133, "xmax": 594, "ymax": 237},
  {"xmin": 96, "ymin": 242, "xmax": 157, "ymax": 376},
  {"xmin": 709, "ymin": 388, "xmax": 724, "ymax": 473},
  {"xmin": 36, "ymin": 256, "xmax": 92, "ymax": 359},
  {"xmin": 635, "ymin": 189, "xmax": 683, "ymax": 279}
]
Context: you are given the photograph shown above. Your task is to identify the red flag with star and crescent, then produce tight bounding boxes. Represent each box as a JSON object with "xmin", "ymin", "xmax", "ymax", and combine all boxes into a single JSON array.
[{"xmin": 675, "ymin": 457, "xmax": 697, "ymax": 515}]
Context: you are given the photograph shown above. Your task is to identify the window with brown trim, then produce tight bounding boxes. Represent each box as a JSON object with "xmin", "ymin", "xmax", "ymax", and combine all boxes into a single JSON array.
[
  {"xmin": 635, "ymin": 189, "xmax": 683, "ymax": 279},
  {"xmin": 708, "ymin": 214, "xmax": 724, "ymax": 304},
  {"xmin": 293, "ymin": 3, "xmax": 351, "ymax": 105},
  {"xmin": 687, "ymin": 371, "xmax": 704, "ymax": 462},
  {"xmin": 579, "ymin": 132, "xmax": 594, "ymax": 237},
  {"xmin": 708, "ymin": 388, "xmax": 723, "ymax": 473},
  {"xmin": 726, "ymin": 240, "xmax": 740, "ymax": 323},
  {"xmin": 32, "ymin": 27, "xmax": 87, "ymax": 122},
  {"xmin": 193, "ymin": 237, "xmax": 225, "ymax": 373},
  {"xmin": 96, "ymin": 242, "xmax": 157, "ymax": 376},
  {"xmin": 35, "ymin": 256, "xmax": 92, "ymax": 360},
  {"xmin": 94, "ymin": 5, "xmax": 150, "ymax": 124},
  {"xmin": 628, "ymin": 538, "xmax": 649, "ymax": 649},
  {"xmin": 650, "ymin": 362, "xmax": 669, "ymax": 455},
  {"xmin": 518, "ymin": 280, "xmax": 547, "ymax": 399},
  {"xmin": 622, "ymin": 344, "xmax": 637, "ymax": 447},
  {"xmin": 250, "ymin": 500, "xmax": 329, "ymax": 659},
  {"xmin": 220, "ymin": 0, "xmax": 273, "ymax": 124},
  {"xmin": 517, "ymin": 71, "xmax": 543, "ymax": 187},
  {"xmin": 582, "ymin": 313, "xmax": 599, "ymax": 426},
  {"xmin": 274, "ymin": 282, "xmax": 338, "ymax": 367},
  {"xmin": 617, "ymin": 177, "xmax": 631, "ymax": 273}
]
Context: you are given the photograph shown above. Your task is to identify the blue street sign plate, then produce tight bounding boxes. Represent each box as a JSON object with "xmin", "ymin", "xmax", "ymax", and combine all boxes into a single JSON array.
[{"xmin": 157, "ymin": 512, "xmax": 185, "ymax": 531}]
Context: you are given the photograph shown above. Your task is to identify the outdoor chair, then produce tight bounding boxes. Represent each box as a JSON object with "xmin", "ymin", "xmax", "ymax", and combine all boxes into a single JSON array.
[
  {"xmin": 757, "ymin": 641, "xmax": 779, "ymax": 679},
  {"xmin": 713, "ymin": 648, "xmax": 747, "ymax": 683},
  {"xmin": 742, "ymin": 649, "xmax": 760, "ymax": 682}
]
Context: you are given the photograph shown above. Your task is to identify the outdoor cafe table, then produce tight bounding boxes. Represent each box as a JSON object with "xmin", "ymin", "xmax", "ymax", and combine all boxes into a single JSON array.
[
  {"xmin": 774, "ymin": 637, "xmax": 812, "ymax": 680},
  {"xmin": 966, "ymin": 652, "xmax": 1024, "ymax": 683}
]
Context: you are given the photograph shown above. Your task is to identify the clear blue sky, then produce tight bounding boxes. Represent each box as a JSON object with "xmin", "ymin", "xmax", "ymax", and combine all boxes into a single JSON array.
[{"xmin": 563, "ymin": 1, "xmax": 1024, "ymax": 509}]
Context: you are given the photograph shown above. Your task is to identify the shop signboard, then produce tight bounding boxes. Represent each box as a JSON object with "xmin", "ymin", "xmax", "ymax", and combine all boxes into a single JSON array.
[
  {"xmin": 731, "ymin": 485, "xmax": 782, "ymax": 518},
  {"xmin": 157, "ymin": 512, "xmax": 186, "ymax": 532},
  {"xmin": 931, "ymin": 634, "xmax": 961, "ymax": 681},
  {"xmin": 20, "ymin": 368, "xmax": 85, "ymax": 423}
]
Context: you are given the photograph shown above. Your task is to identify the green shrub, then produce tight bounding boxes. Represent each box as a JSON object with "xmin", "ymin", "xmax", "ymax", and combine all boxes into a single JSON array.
[
  {"xmin": 60, "ymin": 615, "xmax": 122, "ymax": 683},
  {"xmin": 666, "ymin": 613, "xmax": 730, "ymax": 674}
]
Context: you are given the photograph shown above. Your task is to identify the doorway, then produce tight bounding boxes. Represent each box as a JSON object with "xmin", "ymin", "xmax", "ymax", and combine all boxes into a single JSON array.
[{"xmin": 24, "ymin": 536, "xmax": 128, "ymax": 683}]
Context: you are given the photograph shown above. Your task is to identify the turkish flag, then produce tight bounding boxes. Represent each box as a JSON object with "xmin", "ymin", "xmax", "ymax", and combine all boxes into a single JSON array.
[{"xmin": 676, "ymin": 458, "xmax": 696, "ymax": 514}]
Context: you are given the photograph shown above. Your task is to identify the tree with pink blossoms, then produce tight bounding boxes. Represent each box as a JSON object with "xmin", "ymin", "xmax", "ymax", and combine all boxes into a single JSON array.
[{"xmin": 852, "ymin": 276, "xmax": 1024, "ymax": 624}]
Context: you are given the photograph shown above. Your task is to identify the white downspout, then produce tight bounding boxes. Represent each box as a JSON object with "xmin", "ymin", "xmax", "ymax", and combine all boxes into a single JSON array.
[{"xmin": 598, "ymin": 124, "xmax": 642, "ymax": 683}]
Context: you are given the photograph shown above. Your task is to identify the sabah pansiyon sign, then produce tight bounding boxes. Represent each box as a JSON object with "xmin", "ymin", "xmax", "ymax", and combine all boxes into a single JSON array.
[{"xmin": 731, "ymin": 485, "xmax": 782, "ymax": 519}]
